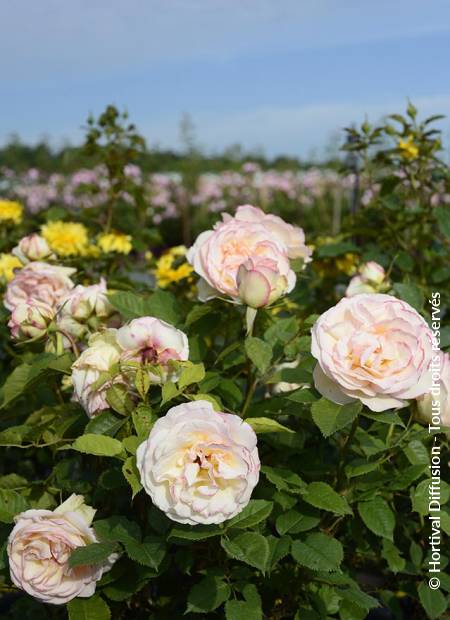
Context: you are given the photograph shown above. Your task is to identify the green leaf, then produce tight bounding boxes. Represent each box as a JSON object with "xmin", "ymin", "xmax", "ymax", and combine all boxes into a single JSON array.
[
  {"xmin": 187, "ymin": 576, "xmax": 231, "ymax": 613},
  {"xmin": 262, "ymin": 466, "xmax": 305, "ymax": 493},
  {"xmin": 124, "ymin": 537, "xmax": 166, "ymax": 570},
  {"xmin": 67, "ymin": 596, "xmax": 111, "ymax": 620},
  {"xmin": 311, "ymin": 399, "xmax": 361, "ymax": 437},
  {"xmin": 317, "ymin": 241, "xmax": 358, "ymax": 258},
  {"xmin": 291, "ymin": 532, "xmax": 343, "ymax": 572},
  {"xmin": 246, "ymin": 417, "xmax": 294, "ymax": 434},
  {"xmin": 122, "ymin": 436, "xmax": 140, "ymax": 455},
  {"xmin": 161, "ymin": 381, "xmax": 180, "ymax": 404},
  {"xmin": 178, "ymin": 362, "xmax": 205, "ymax": 390},
  {"xmin": 360, "ymin": 410, "xmax": 405, "ymax": 426},
  {"xmin": 381, "ymin": 539, "xmax": 405, "ymax": 573},
  {"xmin": 221, "ymin": 532, "xmax": 270, "ymax": 572},
  {"xmin": 185, "ymin": 304, "xmax": 214, "ymax": 326},
  {"xmin": 122, "ymin": 456, "xmax": 142, "ymax": 498},
  {"xmin": 287, "ymin": 388, "xmax": 319, "ymax": 403},
  {"xmin": 339, "ymin": 587, "xmax": 380, "ymax": 612},
  {"xmin": 169, "ymin": 524, "xmax": 223, "ymax": 541},
  {"xmin": 345, "ymin": 460, "xmax": 381, "ymax": 478},
  {"xmin": 418, "ymin": 581, "xmax": 448, "ymax": 620},
  {"xmin": 226, "ymin": 500, "xmax": 273, "ymax": 529},
  {"xmin": 132, "ymin": 404, "xmax": 155, "ymax": 439},
  {"xmin": 358, "ymin": 498, "xmax": 395, "ymax": 540},
  {"xmin": 245, "ymin": 337, "xmax": 272, "ymax": 374},
  {"xmin": 134, "ymin": 367, "xmax": 150, "ymax": 399},
  {"xmin": 0, "ymin": 473, "xmax": 28, "ymax": 490},
  {"xmin": 301, "ymin": 482, "xmax": 352, "ymax": 515},
  {"xmin": 0, "ymin": 489, "xmax": 30, "ymax": 523},
  {"xmin": 94, "ymin": 516, "xmax": 141, "ymax": 545},
  {"xmin": 106, "ymin": 384, "xmax": 134, "ymax": 416},
  {"xmin": 275, "ymin": 508, "xmax": 320, "ymax": 535},
  {"xmin": 108, "ymin": 289, "xmax": 182, "ymax": 324},
  {"xmin": 393, "ymin": 282, "xmax": 424, "ymax": 312},
  {"xmin": 435, "ymin": 205, "xmax": 450, "ymax": 240},
  {"xmin": 68, "ymin": 542, "xmax": 118, "ymax": 568},
  {"xmin": 266, "ymin": 535, "xmax": 291, "ymax": 571},
  {"xmin": 404, "ymin": 440, "xmax": 430, "ymax": 465},
  {"xmin": 0, "ymin": 353, "xmax": 72, "ymax": 409},
  {"xmin": 72, "ymin": 434, "xmax": 124, "ymax": 458},
  {"xmin": 225, "ymin": 584, "xmax": 262, "ymax": 620},
  {"xmin": 85, "ymin": 411, "xmax": 125, "ymax": 437}
]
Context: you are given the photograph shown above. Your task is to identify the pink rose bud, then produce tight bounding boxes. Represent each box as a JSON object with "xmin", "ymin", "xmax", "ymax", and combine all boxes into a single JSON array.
[
  {"xmin": 57, "ymin": 279, "xmax": 113, "ymax": 322},
  {"xmin": 359, "ymin": 261, "xmax": 386, "ymax": 285},
  {"xmin": 7, "ymin": 494, "xmax": 116, "ymax": 605},
  {"xmin": 12, "ymin": 234, "xmax": 55, "ymax": 264},
  {"xmin": 345, "ymin": 275, "xmax": 377, "ymax": 297},
  {"xmin": 71, "ymin": 330, "xmax": 123, "ymax": 417},
  {"xmin": 8, "ymin": 301, "xmax": 54, "ymax": 341},
  {"xmin": 237, "ymin": 257, "xmax": 289, "ymax": 308}
]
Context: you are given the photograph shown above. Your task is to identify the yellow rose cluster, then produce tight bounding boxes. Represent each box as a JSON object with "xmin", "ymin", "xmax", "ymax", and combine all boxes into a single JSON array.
[
  {"xmin": 155, "ymin": 245, "xmax": 193, "ymax": 288},
  {"xmin": 0, "ymin": 200, "xmax": 23, "ymax": 225},
  {"xmin": 39, "ymin": 221, "xmax": 132, "ymax": 258}
]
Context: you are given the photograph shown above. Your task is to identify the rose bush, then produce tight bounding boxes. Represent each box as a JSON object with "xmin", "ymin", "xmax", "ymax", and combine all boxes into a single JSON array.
[{"xmin": 0, "ymin": 105, "xmax": 449, "ymax": 620}]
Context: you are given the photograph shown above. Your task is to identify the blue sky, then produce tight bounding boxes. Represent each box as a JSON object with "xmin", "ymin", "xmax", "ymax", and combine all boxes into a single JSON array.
[{"xmin": 1, "ymin": 0, "xmax": 450, "ymax": 158}]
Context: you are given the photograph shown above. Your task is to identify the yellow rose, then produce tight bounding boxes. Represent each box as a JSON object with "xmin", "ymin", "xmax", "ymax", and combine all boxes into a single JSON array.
[
  {"xmin": 41, "ymin": 221, "xmax": 89, "ymax": 257},
  {"xmin": 97, "ymin": 231, "xmax": 132, "ymax": 254},
  {"xmin": 0, "ymin": 200, "xmax": 23, "ymax": 225}
]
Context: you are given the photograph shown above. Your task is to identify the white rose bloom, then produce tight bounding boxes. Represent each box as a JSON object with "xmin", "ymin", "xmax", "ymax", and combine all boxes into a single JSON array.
[
  {"xmin": 7, "ymin": 494, "xmax": 116, "ymax": 605},
  {"xmin": 136, "ymin": 400, "xmax": 260, "ymax": 525}
]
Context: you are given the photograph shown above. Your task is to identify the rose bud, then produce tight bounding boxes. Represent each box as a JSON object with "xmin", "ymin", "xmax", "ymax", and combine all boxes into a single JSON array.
[
  {"xmin": 71, "ymin": 330, "xmax": 123, "ymax": 417},
  {"xmin": 8, "ymin": 301, "xmax": 54, "ymax": 341},
  {"xmin": 57, "ymin": 279, "xmax": 113, "ymax": 322},
  {"xmin": 359, "ymin": 261, "xmax": 386, "ymax": 285},
  {"xmin": 12, "ymin": 234, "xmax": 55, "ymax": 264},
  {"xmin": 237, "ymin": 257, "xmax": 290, "ymax": 308}
]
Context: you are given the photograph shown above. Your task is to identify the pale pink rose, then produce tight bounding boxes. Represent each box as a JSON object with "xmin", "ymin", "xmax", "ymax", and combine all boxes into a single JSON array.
[
  {"xmin": 8, "ymin": 494, "xmax": 115, "ymax": 605},
  {"xmin": 4, "ymin": 262, "xmax": 76, "ymax": 312},
  {"xmin": 187, "ymin": 211, "xmax": 296, "ymax": 302},
  {"xmin": 237, "ymin": 256, "xmax": 291, "ymax": 308},
  {"xmin": 57, "ymin": 279, "xmax": 113, "ymax": 321},
  {"xmin": 346, "ymin": 262, "xmax": 387, "ymax": 297},
  {"xmin": 136, "ymin": 400, "xmax": 260, "ymax": 525},
  {"xmin": 416, "ymin": 351, "xmax": 450, "ymax": 430},
  {"xmin": 311, "ymin": 293, "xmax": 433, "ymax": 412},
  {"xmin": 8, "ymin": 300, "xmax": 54, "ymax": 341},
  {"xmin": 71, "ymin": 331, "xmax": 122, "ymax": 417},
  {"xmin": 346, "ymin": 275, "xmax": 377, "ymax": 297},
  {"xmin": 230, "ymin": 204, "xmax": 312, "ymax": 262},
  {"xmin": 12, "ymin": 234, "xmax": 55, "ymax": 264},
  {"xmin": 359, "ymin": 261, "xmax": 385, "ymax": 285},
  {"xmin": 116, "ymin": 317, "xmax": 189, "ymax": 382}
]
